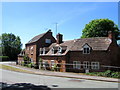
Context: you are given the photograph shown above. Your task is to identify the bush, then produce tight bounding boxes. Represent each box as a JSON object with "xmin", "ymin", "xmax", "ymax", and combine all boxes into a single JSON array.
[
  {"xmin": 0, "ymin": 56, "xmax": 9, "ymax": 61},
  {"xmin": 86, "ymin": 70, "xmax": 120, "ymax": 78},
  {"xmin": 21, "ymin": 61, "xmax": 25, "ymax": 66},
  {"xmin": 23, "ymin": 55, "xmax": 31, "ymax": 64},
  {"xmin": 26, "ymin": 63, "xmax": 34, "ymax": 68}
]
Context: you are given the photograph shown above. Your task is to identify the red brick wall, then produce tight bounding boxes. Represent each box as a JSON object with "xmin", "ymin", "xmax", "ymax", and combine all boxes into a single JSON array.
[
  {"xmin": 18, "ymin": 56, "xmax": 24, "ymax": 64},
  {"xmin": 67, "ymin": 44, "xmax": 120, "ymax": 72},
  {"xmin": 25, "ymin": 44, "xmax": 37, "ymax": 64},
  {"xmin": 24, "ymin": 31, "xmax": 56, "ymax": 65},
  {"xmin": 39, "ymin": 56, "xmax": 66, "ymax": 72}
]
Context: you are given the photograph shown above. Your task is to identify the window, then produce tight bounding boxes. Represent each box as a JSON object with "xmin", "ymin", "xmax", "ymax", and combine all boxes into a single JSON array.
[
  {"xmin": 83, "ymin": 44, "xmax": 91, "ymax": 54},
  {"xmin": 58, "ymin": 47, "xmax": 62, "ymax": 54},
  {"xmin": 45, "ymin": 39, "xmax": 51, "ymax": 44},
  {"xmin": 91, "ymin": 62, "xmax": 100, "ymax": 70},
  {"xmin": 31, "ymin": 46, "xmax": 33, "ymax": 50},
  {"xmin": 51, "ymin": 48, "xmax": 54, "ymax": 54},
  {"xmin": 40, "ymin": 48, "xmax": 43, "ymax": 55},
  {"xmin": 83, "ymin": 61, "xmax": 90, "ymax": 69},
  {"xmin": 51, "ymin": 60, "xmax": 55, "ymax": 68},
  {"xmin": 27, "ymin": 47, "xmax": 29, "ymax": 51},
  {"xmin": 43, "ymin": 48, "xmax": 45, "ymax": 55},
  {"xmin": 73, "ymin": 61, "xmax": 81, "ymax": 69},
  {"xmin": 31, "ymin": 46, "xmax": 34, "ymax": 54}
]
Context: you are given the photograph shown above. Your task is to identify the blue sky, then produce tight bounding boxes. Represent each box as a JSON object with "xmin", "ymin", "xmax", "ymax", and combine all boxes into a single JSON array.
[{"xmin": 2, "ymin": 2, "xmax": 119, "ymax": 48}]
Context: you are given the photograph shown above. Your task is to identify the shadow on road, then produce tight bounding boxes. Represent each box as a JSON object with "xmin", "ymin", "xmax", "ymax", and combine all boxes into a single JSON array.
[{"xmin": 0, "ymin": 82, "xmax": 51, "ymax": 90}]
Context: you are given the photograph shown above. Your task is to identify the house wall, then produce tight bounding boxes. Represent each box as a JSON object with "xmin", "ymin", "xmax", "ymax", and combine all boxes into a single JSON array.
[
  {"xmin": 18, "ymin": 56, "xmax": 24, "ymax": 64},
  {"xmin": 20, "ymin": 31, "xmax": 56, "ymax": 65},
  {"xmin": 108, "ymin": 43, "xmax": 120, "ymax": 68},
  {"xmin": 36, "ymin": 32, "xmax": 56, "ymax": 56},
  {"xmin": 66, "ymin": 51, "xmax": 109, "ymax": 72},
  {"xmin": 25, "ymin": 44, "xmax": 37, "ymax": 64},
  {"xmin": 39, "ymin": 56, "xmax": 66, "ymax": 72},
  {"xmin": 67, "ymin": 47, "xmax": 120, "ymax": 72}
]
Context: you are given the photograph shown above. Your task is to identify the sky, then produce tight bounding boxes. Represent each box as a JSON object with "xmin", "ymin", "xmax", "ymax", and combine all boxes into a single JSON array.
[{"xmin": 1, "ymin": 1, "xmax": 119, "ymax": 48}]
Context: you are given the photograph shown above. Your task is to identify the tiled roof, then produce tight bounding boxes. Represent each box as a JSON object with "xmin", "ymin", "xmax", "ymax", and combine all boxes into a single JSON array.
[
  {"xmin": 26, "ymin": 30, "xmax": 52, "ymax": 44},
  {"xmin": 40, "ymin": 37, "xmax": 112, "ymax": 56},
  {"xmin": 26, "ymin": 33, "xmax": 46, "ymax": 44},
  {"xmin": 45, "ymin": 40, "xmax": 75, "ymax": 55},
  {"xmin": 71, "ymin": 37, "xmax": 111, "ymax": 51}
]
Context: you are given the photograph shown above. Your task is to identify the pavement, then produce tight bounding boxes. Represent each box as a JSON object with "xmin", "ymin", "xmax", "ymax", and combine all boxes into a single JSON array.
[{"xmin": 1, "ymin": 61, "xmax": 120, "ymax": 83}]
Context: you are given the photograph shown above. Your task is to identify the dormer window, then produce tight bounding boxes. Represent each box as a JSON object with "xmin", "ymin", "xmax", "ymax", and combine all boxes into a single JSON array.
[
  {"xmin": 58, "ymin": 47, "xmax": 62, "ymax": 54},
  {"xmin": 83, "ymin": 44, "xmax": 91, "ymax": 54},
  {"xmin": 40, "ymin": 48, "xmax": 43, "ymax": 55},
  {"xmin": 43, "ymin": 48, "xmax": 45, "ymax": 55},
  {"xmin": 51, "ymin": 48, "xmax": 54, "ymax": 54},
  {"xmin": 45, "ymin": 39, "xmax": 51, "ymax": 44}
]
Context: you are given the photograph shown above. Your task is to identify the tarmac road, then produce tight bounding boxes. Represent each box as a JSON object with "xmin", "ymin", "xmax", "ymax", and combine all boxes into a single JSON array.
[{"xmin": 0, "ymin": 69, "xmax": 119, "ymax": 88}]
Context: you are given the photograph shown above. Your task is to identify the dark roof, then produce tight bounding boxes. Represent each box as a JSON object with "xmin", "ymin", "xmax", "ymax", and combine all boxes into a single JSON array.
[
  {"xmin": 40, "ymin": 37, "xmax": 112, "ymax": 56},
  {"xmin": 71, "ymin": 37, "xmax": 111, "ymax": 51},
  {"xmin": 26, "ymin": 33, "xmax": 45, "ymax": 44},
  {"xmin": 26, "ymin": 30, "xmax": 51, "ymax": 44}
]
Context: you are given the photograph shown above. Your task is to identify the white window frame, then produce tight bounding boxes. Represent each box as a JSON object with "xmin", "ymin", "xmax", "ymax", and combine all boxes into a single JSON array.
[
  {"xmin": 58, "ymin": 46, "xmax": 62, "ymax": 54},
  {"xmin": 45, "ymin": 39, "xmax": 51, "ymax": 44},
  {"xmin": 91, "ymin": 62, "xmax": 100, "ymax": 70},
  {"xmin": 43, "ymin": 48, "xmax": 45, "ymax": 55},
  {"xmin": 31, "ymin": 46, "xmax": 33, "ymax": 50},
  {"xmin": 51, "ymin": 48, "xmax": 54, "ymax": 55},
  {"xmin": 73, "ymin": 61, "xmax": 81, "ymax": 69},
  {"xmin": 40, "ymin": 48, "xmax": 43, "ymax": 55},
  {"xmin": 83, "ymin": 44, "xmax": 90, "ymax": 54},
  {"xmin": 27, "ymin": 47, "xmax": 29, "ymax": 51},
  {"xmin": 83, "ymin": 61, "xmax": 90, "ymax": 69},
  {"xmin": 31, "ymin": 46, "xmax": 34, "ymax": 54},
  {"xmin": 51, "ymin": 60, "xmax": 55, "ymax": 68}
]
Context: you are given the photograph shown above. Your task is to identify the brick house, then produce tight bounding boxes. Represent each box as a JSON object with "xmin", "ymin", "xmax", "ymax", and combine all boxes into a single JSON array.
[
  {"xmin": 18, "ymin": 30, "xmax": 56, "ymax": 65},
  {"xmin": 39, "ymin": 31, "xmax": 120, "ymax": 72},
  {"xmin": 18, "ymin": 30, "xmax": 120, "ymax": 72}
]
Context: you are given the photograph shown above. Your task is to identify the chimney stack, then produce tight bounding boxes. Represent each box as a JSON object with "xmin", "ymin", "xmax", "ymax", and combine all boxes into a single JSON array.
[
  {"xmin": 56, "ymin": 33, "xmax": 63, "ymax": 44},
  {"xmin": 108, "ymin": 31, "xmax": 115, "ymax": 40}
]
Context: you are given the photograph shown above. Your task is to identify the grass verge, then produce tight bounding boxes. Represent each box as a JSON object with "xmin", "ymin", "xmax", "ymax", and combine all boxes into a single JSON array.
[{"xmin": 0, "ymin": 64, "xmax": 34, "ymax": 74}]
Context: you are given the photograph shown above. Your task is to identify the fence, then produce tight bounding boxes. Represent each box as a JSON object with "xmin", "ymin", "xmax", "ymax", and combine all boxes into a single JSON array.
[{"xmin": 18, "ymin": 60, "xmax": 120, "ymax": 72}]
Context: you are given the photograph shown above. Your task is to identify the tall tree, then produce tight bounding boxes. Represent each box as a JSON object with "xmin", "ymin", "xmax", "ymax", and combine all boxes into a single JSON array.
[
  {"xmin": 81, "ymin": 19, "xmax": 120, "ymax": 39},
  {"xmin": 0, "ymin": 33, "xmax": 22, "ymax": 60}
]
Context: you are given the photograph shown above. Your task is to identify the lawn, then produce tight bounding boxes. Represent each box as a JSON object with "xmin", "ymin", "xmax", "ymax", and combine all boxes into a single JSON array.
[{"xmin": 0, "ymin": 64, "xmax": 33, "ymax": 74}]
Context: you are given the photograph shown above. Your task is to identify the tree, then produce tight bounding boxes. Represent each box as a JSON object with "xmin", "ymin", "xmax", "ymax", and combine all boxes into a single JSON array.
[
  {"xmin": 81, "ymin": 19, "xmax": 120, "ymax": 39},
  {"xmin": 0, "ymin": 33, "xmax": 22, "ymax": 60}
]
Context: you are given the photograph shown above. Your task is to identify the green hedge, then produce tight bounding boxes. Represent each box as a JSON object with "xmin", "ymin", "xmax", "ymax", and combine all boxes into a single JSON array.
[
  {"xmin": 0, "ymin": 56, "xmax": 9, "ymax": 61},
  {"xmin": 86, "ymin": 70, "xmax": 120, "ymax": 78}
]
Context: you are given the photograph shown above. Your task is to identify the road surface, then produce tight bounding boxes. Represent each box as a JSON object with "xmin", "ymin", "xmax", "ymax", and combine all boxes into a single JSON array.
[{"xmin": 0, "ymin": 69, "xmax": 119, "ymax": 88}]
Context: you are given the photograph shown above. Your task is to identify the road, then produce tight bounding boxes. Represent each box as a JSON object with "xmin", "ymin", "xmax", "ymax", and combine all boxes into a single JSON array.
[{"xmin": 0, "ymin": 69, "xmax": 119, "ymax": 88}]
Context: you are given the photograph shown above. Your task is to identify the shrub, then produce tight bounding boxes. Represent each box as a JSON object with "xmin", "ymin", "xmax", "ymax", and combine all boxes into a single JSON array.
[
  {"xmin": 23, "ymin": 55, "xmax": 31, "ymax": 65},
  {"xmin": 86, "ymin": 70, "xmax": 120, "ymax": 78},
  {"xmin": 21, "ymin": 61, "xmax": 25, "ymax": 66}
]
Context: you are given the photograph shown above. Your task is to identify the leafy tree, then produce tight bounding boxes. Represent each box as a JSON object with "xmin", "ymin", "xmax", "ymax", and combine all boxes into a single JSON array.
[
  {"xmin": 0, "ymin": 33, "xmax": 22, "ymax": 60},
  {"xmin": 81, "ymin": 19, "xmax": 120, "ymax": 39}
]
